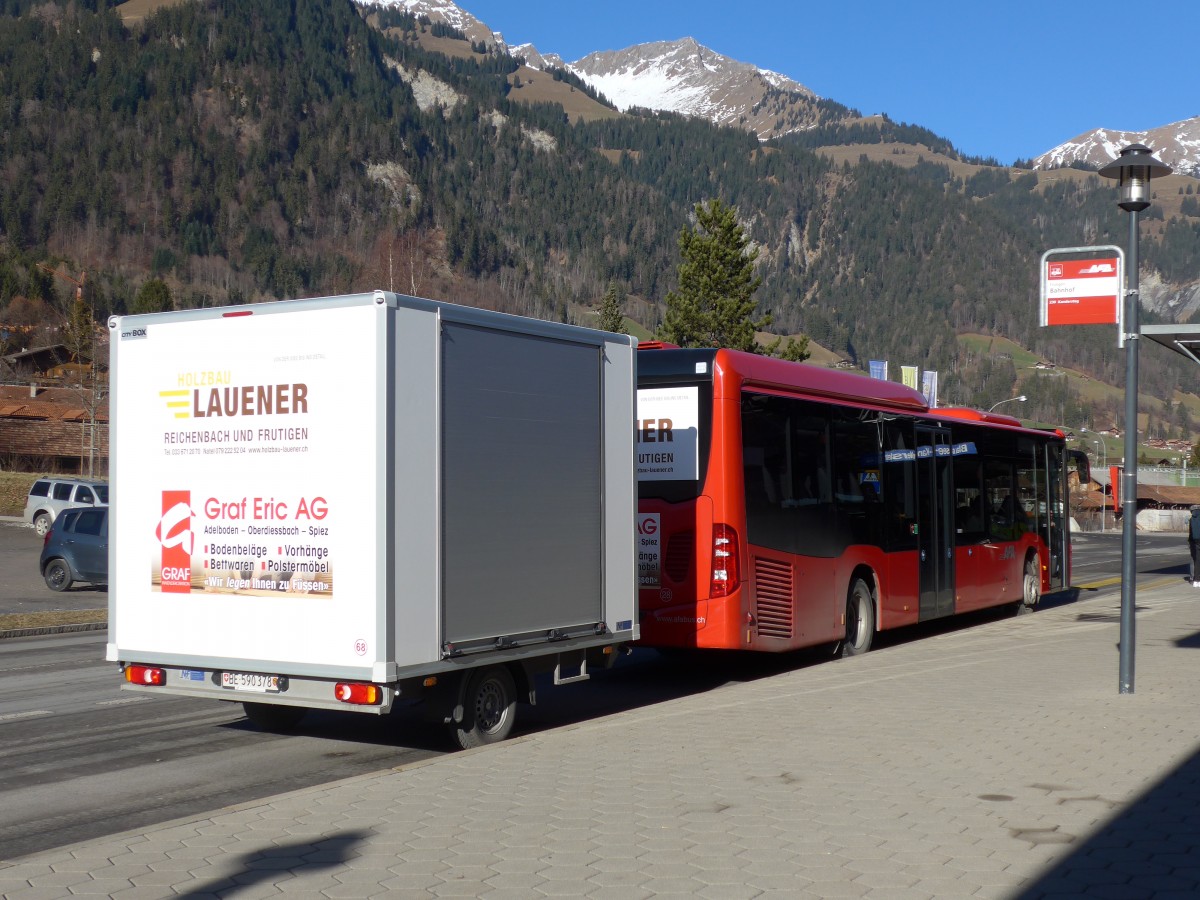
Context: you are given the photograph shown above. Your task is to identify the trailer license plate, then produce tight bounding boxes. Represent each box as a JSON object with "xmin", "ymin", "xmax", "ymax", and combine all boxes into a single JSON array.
[{"xmin": 220, "ymin": 672, "xmax": 280, "ymax": 693}]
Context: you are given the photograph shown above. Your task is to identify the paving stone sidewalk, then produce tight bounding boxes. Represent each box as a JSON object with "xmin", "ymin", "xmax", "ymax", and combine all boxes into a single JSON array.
[{"xmin": 3, "ymin": 581, "xmax": 1200, "ymax": 899}]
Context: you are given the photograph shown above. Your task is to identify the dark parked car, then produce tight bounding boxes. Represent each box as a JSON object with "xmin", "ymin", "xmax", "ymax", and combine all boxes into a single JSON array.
[{"xmin": 40, "ymin": 507, "xmax": 108, "ymax": 591}]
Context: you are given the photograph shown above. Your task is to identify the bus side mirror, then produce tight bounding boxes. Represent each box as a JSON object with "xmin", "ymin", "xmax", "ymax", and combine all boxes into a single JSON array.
[{"xmin": 1066, "ymin": 449, "xmax": 1091, "ymax": 488}]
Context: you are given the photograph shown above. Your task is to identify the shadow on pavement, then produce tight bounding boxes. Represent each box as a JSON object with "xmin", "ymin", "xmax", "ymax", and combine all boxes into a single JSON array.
[
  {"xmin": 175, "ymin": 829, "xmax": 370, "ymax": 899},
  {"xmin": 1016, "ymin": 745, "xmax": 1200, "ymax": 898}
]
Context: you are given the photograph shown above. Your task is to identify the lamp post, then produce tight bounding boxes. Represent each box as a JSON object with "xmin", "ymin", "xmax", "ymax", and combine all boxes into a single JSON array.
[
  {"xmin": 1099, "ymin": 143, "xmax": 1171, "ymax": 695},
  {"xmin": 988, "ymin": 394, "xmax": 1026, "ymax": 413},
  {"xmin": 1084, "ymin": 434, "xmax": 1108, "ymax": 531}
]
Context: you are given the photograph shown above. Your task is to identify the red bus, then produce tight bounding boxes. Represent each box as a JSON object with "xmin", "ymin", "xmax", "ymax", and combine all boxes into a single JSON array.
[{"xmin": 635, "ymin": 346, "xmax": 1080, "ymax": 655}]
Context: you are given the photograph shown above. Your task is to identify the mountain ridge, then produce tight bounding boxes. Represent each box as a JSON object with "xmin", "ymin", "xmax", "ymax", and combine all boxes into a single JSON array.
[
  {"xmin": 380, "ymin": 0, "xmax": 1200, "ymax": 175},
  {"xmin": 1033, "ymin": 117, "xmax": 1200, "ymax": 177}
]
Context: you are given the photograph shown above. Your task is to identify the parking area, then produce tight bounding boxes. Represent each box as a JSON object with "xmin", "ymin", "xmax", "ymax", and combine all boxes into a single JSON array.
[{"xmin": 0, "ymin": 519, "xmax": 107, "ymax": 618}]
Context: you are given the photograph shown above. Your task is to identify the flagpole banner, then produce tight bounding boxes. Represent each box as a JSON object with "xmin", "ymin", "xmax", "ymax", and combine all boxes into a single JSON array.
[
  {"xmin": 869, "ymin": 360, "xmax": 888, "ymax": 380},
  {"xmin": 921, "ymin": 370, "xmax": 938, "ymax": 407},
  {"xmin": 901, "ymin": 366, "xmax": 918, "ymax": 389}
]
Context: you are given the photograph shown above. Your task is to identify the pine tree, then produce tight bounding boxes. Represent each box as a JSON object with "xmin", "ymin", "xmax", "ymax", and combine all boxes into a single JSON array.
[
  {"xmin": 660, "ymin": 198, "xmax": 768, "ymax": 351},
  {"xmin": 597, "ymin": 281, "xmax": 626, "ymax": 334},
  {"xmin": 132, "ymin": 279, "xmax": 173, "ymax": 314},
  {"xmin": 765, "ymin": 334, "xmax": 811, "ymax": 362}
]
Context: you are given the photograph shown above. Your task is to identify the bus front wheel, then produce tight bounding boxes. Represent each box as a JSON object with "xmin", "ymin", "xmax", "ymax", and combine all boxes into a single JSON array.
[
  {"xmin": 1017, "ymin": 557, "xmax": 1040, "ymax": 615},
  {"xmin": 841, "ymin": 578, "xmax": 876, "ymax": 657}
]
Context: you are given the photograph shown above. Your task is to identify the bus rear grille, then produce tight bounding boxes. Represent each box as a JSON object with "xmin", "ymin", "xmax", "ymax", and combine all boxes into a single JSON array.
[
  {"xmin": 754, "ymin": 557, "xmax": 793, "ymax": 639},
  {"xmin": 663, "ymin": 531, "xmax": 693, "ymax": 584}
]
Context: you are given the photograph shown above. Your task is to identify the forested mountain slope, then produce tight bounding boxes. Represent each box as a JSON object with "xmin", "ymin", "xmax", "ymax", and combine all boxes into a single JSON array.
[{"xmin": 1, "ymin": 0, "xmax": 1199, "ymax": 432}]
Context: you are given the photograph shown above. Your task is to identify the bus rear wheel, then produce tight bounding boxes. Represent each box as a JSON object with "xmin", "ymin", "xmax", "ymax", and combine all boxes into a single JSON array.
[{"xmin": 840, "ymin": 578, "xmax": 875, "ymax": 657}]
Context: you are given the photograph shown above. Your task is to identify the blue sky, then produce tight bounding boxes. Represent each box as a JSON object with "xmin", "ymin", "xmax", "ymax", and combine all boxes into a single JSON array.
[{"xmin": 459, "ymin": 0, "xmax": 1199, "ymax": 166}]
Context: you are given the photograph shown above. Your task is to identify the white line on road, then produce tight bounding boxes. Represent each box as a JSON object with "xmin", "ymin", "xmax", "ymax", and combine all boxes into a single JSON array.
[{"xmin": 0, "ymin": 709, "xmax": 53, "ymax": 723}]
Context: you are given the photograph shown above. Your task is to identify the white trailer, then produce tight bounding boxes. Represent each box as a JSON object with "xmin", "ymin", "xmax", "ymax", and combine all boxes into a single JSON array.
[{"xmin": 106, "ymin": 291, "xmax": 637, "ymax": 748}]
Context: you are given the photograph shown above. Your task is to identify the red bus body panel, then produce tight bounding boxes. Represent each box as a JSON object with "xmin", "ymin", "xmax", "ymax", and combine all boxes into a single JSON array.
[{"xmin": 636, "ymin": 348, "xmax": 1065, "ymax": 653}]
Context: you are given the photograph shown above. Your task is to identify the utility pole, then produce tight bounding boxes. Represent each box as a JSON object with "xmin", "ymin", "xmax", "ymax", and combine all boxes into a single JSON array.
[{"xmin": 37, "ymin": 264, "xmax": 99, "ymax": 476}]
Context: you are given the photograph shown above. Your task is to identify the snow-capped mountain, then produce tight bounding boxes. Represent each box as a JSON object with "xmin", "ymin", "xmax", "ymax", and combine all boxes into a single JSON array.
[
  {"xmin": 366, "ymin": 2, "xmax": 834, "ymax": 140},
  {"xmin": 369, "ymin": 2, "xmax": 1200, "ymax": 173},
  {"xmin": 1032, "ymin": 117, "xmax": 1200, "ymax": 177},
  {"xmin": 568, "ymin": 39, "xmax": 820, "ymax": 139}
]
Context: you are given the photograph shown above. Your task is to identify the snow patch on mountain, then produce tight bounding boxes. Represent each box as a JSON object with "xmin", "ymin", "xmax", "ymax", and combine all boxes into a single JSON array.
[
  {"xmin": 510, "ymin": 43, "xmax": 565, "ymax": 71},
  {"xmin": 568, "ymin": 37, "xmax": 814, "ymax": 119},
  {"xmin": 369, "ymin": 0, "xmax": 504, "ymax": 49}
]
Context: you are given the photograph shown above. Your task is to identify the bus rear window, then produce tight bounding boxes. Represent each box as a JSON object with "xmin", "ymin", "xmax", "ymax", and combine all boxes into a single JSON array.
[{"xmin": 636, "ymin": 381, "xmax": 711, "ymax": 502}]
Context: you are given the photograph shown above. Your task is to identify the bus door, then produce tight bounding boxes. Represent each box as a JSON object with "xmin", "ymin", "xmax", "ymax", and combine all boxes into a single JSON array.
[
  {"xmin": 916, "ymin": 427, "xmax": 955, "ymax": 619},
  {"xmin": 1045, "ymin": 443, "xmax": 1071, "ymax": 591}
]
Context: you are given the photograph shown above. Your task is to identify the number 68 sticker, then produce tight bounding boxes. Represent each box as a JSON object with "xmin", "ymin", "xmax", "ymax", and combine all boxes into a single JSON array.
[{"xmin": 354, "ymin": 639, "xmax": 368, "ymax": 656}]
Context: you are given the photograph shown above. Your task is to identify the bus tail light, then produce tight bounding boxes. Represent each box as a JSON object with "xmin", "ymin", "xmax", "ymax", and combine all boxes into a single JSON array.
[
  {"xmin": 125, "ymin": 664, "xmax": 166, "ymax": 686},
  {"xmin": 335, "ymin": 683, "xmax": 382, "ymax": 706},
  {"xmin": 710, "ymin": 524, "xmax": 740, "ymax": 598}
]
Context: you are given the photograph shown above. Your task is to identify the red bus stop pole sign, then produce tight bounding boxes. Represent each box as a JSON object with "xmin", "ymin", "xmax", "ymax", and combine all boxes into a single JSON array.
[{"xmin": 1040, "ymin": 245, "xmax": 1125, "ymax": 345}]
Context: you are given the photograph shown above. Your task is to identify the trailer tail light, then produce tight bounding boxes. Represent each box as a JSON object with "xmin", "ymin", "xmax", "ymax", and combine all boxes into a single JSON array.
[
  {"xmin": 334, "ymin": 683, "xmax": 381, "ymax": 706},
  {"xmin": 125, "ymin": 664, "xmax": 166, "ymax": 686},
  {"xmin": 709, "ymin": 524, "xmax": 740, "ymax": 598}
]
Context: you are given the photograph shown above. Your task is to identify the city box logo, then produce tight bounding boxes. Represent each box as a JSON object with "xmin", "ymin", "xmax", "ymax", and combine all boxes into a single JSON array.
[{"xmin": 159, "ymin": 371, "xmax": 309, "ymax": 420}]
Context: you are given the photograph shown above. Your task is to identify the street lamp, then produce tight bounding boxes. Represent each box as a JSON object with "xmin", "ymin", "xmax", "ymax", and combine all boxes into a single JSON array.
[
  {"xmin": 988, "ymin": 394, "xmax": 1026, "ymax": 412},
  {"xmin": 1099, "ymin": 143, "xmax": 1171, "ymax": 695},
  {"xmin": 1083, "ymin": 433, "xmax": 1108, "ymax": 532}
]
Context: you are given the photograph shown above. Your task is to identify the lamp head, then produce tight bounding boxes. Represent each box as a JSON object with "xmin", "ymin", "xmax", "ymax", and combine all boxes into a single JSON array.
[{"xmin": 1098, "ymin": 144, "xmax": 1172, "ymax": 212}]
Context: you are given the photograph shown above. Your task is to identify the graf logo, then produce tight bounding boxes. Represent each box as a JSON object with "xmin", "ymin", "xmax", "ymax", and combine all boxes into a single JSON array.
[{"xmin": 157, "ymin": 491, "xmax": 194, "ymax": 593}]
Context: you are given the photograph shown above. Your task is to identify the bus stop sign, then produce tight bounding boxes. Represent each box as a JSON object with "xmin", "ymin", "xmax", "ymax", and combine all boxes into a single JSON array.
[{"xmin": 1040, "ymin": 245, "xmax": 1124, "ymax": 331}]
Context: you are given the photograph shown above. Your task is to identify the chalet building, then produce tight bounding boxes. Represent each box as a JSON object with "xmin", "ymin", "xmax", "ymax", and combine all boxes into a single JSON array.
[
  {"xmin": 2, "ymin": 344, "xmax": 72, "ymax": 377},
  {"xmin": 0, "ymin": 384, "xmax": 108, "ymax": 476}
]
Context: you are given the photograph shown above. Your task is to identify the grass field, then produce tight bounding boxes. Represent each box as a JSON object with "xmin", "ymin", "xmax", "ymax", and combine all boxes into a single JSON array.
[{"xmin": 0, "ymin": 472, "xmax": 38, "ymax": 518}]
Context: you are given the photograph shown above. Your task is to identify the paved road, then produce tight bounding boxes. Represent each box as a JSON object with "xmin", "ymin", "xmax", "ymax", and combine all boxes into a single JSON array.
[
  {"xmin": 0, "ymin": 630, "xmax": 449, "ymax": 859},
  {"xmin": 0, "ymin": 521, "xmax": 1191, "ymax": 861},
  {"xmin": 5, "ymin": 565, "xmax": 1200, "ymax": 897},
  {"xmin": 1069, "ymin": 531, "xmax": 1190, "ymax": 589},
  {"xmin": 0, "ymin": 520, "xmax": 106, "ymax": 618}
]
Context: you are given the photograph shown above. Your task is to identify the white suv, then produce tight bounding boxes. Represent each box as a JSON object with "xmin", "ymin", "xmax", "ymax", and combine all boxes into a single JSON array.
[{"xmin": 24, "ymin": 477, "xmax": 109, "ymax": 536}]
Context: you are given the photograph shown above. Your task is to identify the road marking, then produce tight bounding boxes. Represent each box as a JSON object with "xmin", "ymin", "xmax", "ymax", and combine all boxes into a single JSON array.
[
  {"xmin": 0, "ymin": 709, "xmax": 53, "ymax": 723},
  {"xmin": 1073, "ymin": 576, "xmax": 1122, "ymax": 590},
  {"xmin": 1073, "ymin": 576, "xmax": 1181, "ymax": 592},
  {"xmin": 96, "ymin": 696, "xmax": 150, "ymax": 707}
]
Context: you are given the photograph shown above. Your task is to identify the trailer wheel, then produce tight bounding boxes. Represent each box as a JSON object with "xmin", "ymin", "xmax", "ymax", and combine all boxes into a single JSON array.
[
  {"xmin": 840, "ymin": 578, "xmax": 875, "ymax": 657},
  {"xmin": 1017, "ymin": 556, "xmax": 1040, "ymax": 615},
  {"xmin": 43, "ymin": 559, "xmax": 72, "ymax": 592},
  {"xmin": 453, "ymin": 666, "xmax": 517, "ymax": 750},
  {"xmin": 242, "ymin": 701, "xmax": 307, "ymax": 733}
]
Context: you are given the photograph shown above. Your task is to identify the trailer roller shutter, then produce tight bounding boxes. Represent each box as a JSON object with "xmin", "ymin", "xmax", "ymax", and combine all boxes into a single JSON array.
[{"xmin": 441, "ymin": 323, "xmax": 604, "ymax": 646}]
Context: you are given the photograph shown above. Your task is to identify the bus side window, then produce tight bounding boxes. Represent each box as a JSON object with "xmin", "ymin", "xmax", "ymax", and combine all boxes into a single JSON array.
[
  {"xmin": 883, "ymin": 423, "xmax": 918, "ymax": 551},
  {"xmin": 953, "ymin": 458, "xmax": 986, "ymax": 543},
  {"xmin": 985, "ymin": 462, "xmax": 1020, "ymax": 540}
]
